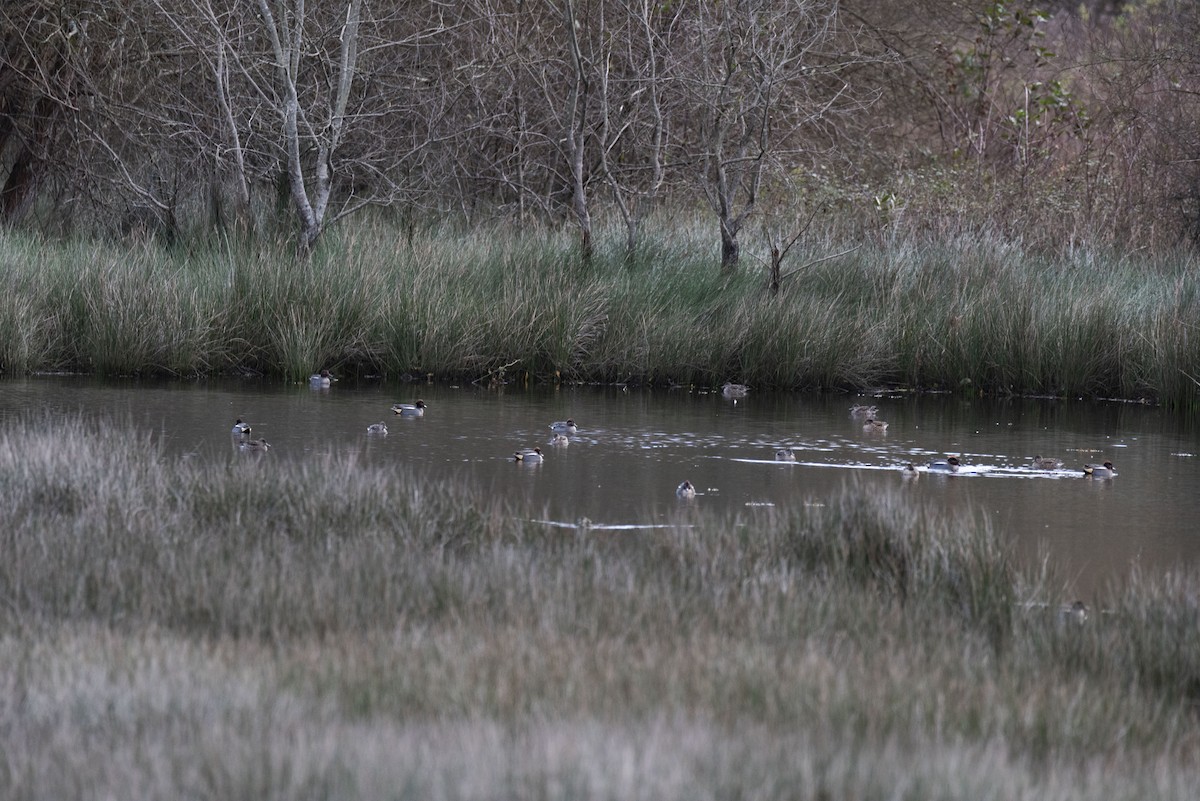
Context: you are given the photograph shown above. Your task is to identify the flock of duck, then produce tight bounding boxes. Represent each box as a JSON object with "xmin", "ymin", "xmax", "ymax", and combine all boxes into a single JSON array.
[
  {"xmin": 723, "ymin": 383, "xmax": 1117, "ymax": 485},
  {"xmin": 845, "ymin": 402, "xmax": 1116, "ymax": 479},
  {"xmin": 232, "ymin": 369, "xmax": 567, "ymax": 461},
  {"xmin": 229, "ymin": 371, "xmax": 431, "ymax": 451},
  {"xmin": 672, "ymin": 383, "xmax": 1113, "ymax": 499},
  {"xmin": 510, "ymin": 419, "xmax": 578, "ymax": 463},
  {"xmin": 856, "ymin": 402, "xmax": 1115, "ymax": 479},
  {"xmin": 232, "ymin": 376, "xmax": 1117, "ymax": 494}
]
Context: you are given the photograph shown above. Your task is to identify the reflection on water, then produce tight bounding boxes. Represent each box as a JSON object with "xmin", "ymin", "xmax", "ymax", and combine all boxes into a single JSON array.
[{"xmin": 1, "ymin": 375, "xmax": 1196, "ymax": 597}]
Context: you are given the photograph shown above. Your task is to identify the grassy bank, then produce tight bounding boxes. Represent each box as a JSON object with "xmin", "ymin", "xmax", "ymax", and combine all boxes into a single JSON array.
[
  {"xmin": 1, "ymin": 217, "xmax": 1199, "ymax": 406},
  {"xmin": 0, "ymin": 418, "xmax": 1197, "ymax": 799}
]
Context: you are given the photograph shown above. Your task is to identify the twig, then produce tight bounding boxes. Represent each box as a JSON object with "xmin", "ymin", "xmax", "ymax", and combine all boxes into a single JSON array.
[
  {"xmin": 778, "ymin": 244, "xmax": 862, "ymax": 284},
  {"xmin": 472, "ymin": 359, "xmax": 521, "ymax": 386}
]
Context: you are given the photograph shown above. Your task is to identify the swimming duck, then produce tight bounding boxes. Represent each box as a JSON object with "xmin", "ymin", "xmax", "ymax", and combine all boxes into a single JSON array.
[
  {"xmin": 1032, "ymin": 455, "xmax": 1064, "ymax": 470},
  {"xmin": 775, "ymin": 448, "xmax": 797, "ymax": 462},
  {"xmin": 928, "ymin": 456, "xmax": 961, "ymax": 473},
  {"xmin": 513, "ymin": 447, "xmax": 544, "ymax": 463},
  {"xmin": 550, "ymin": 433, "xmax": 570, "ymax": 446},
  {"xmin": 1059, "ymin": 600, "xmax": 1088, "ymax": 625},
  {"xmin": 901, "ymin": 462, "xmax": 919, "ymax": 479},
  {"xmin": 722, "ymin": 382, "xmax": 749, "ymax": 399},
  {"xmin": 862, "ymin": 418, "xmax": 889, "ymax": 433},
  {"xmin": 849, "ymin": 404, "xmax": 878, "ymax": 419},
  {"xmin": 549, "ymin": 419, "xmax": 578, "ymax": 435},
  {"xmin": 231, "ymin": 419, "xmax": 251, "ymax": 436},
  {"xmin": 676, "ymin": 479, "xmax": 697, "ymax": 499},
  {"xmin": 309, "ymin": 369, "xmax": 335, "ymax": 387},
  {"xmin": 367, "ymin": 422, "xmax": 388, "ymax": 435},
  {"xmin": 391, "ymin": 400, "xmax": 426, "ymax": 417},
  {"xmin": 238, "ymin": 438, "xmax": 271, "ymax": 452},
  {"xmin": 1082, "ymin": 461, "xmax": 1116, "ymax": 478}
]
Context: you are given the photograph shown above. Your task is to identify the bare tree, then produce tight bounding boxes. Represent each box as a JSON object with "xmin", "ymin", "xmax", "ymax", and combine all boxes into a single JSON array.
[
  {"xmin": 597, "ymin": 0, "xmax": 680, "ymax": 259},
  {"xmin": 1, "ymin": 1, "xmax": 467, "ymax": 246},
  {"xmin": 559, "ymin": 0, "xmax": 594, "ymax": 260},
  {"xmin": 253, "ymin": 0, "xmax": 363, "ymax": 249},
  {"xmin": 674, "ymin": 0, "xmax": 863, "ymax": 272},
  {"xmin": 1, "ymin": 3, "xmax": 199, "ymax": 235},
  {"xmin": 0, "ymin": 5, "xmax": 78, "ymax": 223}
]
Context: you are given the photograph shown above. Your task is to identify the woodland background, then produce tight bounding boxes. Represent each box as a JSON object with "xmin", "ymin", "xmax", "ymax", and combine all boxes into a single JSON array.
[{"xmin": 2, "ymin": 0, "xmax": 1197, "ymax": 262}]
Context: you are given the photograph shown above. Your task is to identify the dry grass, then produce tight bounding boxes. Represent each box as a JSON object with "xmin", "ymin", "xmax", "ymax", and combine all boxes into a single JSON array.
[{"xmin": 0, "ymin": 418, "xmax": 1197, "ymax": 798}]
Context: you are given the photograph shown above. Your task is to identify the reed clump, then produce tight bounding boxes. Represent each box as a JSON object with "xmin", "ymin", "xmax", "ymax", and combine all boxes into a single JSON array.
[
  {"xmin": 2, "ymin": 220, "xmax": 1199, "ymax": 405},
  {"xmin": 0, "ymin": 418, "xmax": 1198, "ymax": 798}
]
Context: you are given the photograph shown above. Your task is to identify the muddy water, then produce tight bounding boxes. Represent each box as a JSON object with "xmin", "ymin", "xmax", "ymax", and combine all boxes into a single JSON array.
[{"xmin": 2, "ymin": 376, "xmax": 1196, "ymax": 597}]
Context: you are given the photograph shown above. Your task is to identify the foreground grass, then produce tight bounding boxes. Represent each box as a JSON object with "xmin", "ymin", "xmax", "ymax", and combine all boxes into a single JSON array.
[
  {"xmin": 2, "ymin": 217, "xmax": 1199, "ymax": 405},
  {"xmin": 0, "ymin": 418, "xmax": 1197, "ymax": 799}
]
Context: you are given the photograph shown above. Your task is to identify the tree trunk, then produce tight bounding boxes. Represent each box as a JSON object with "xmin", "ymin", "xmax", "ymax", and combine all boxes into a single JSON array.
[
  {"xmin": 0, "ymin": 37, "xmax": 64, "ymax": 224},
  {"xmin": 768, "ymin": 243, "xmax": 782, "ymax": 295},
  {"xmin": 720, "ymin": 218, "xmax": 740, "ymax": 272},
  {"xmin": 571, "ymin": 159, "xmax": 593, "ymax": 263},
  {"xmin": 0, "ymin": 152, "xmax": 39, "ymax": 223},
  {"xmin": 256, "ymin": 0, "xmax": 361, "ymax": 255},
  {"xmin": 563, "ymin": 0, "xmax": 592, "ymax": 266}
]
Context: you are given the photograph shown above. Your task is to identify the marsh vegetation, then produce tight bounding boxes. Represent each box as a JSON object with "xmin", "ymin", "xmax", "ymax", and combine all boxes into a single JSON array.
[
  {"xmin": 2, "ymin": 220, "xmax": 1198, "ymax": 406},
  {"xmin": 0, "ymin": 418, "xmax": 1197, "ymax": 798},
  {"xmin": 4, "ymin": 2, "xmax": 1200, "ymax": 795}
]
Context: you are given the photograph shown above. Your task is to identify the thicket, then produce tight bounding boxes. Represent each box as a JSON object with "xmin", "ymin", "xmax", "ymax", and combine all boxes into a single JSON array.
[{"xmin": 2, "ymin": 1, "xmax": 1200, "ymax": 258}]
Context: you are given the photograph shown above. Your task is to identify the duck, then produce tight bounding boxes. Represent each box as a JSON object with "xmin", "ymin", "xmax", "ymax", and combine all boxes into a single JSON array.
[
  {"xmin": 391, "ymin": 400, "xmax": 426, "ymax": 417},
  {"xmin": 231, "ymin": 419, "xmax": 251, "ymax": 436},
  {"xmin": 513, "ymin": 447, "xmax": 544, "ymax": 463},
  {"xmin": 676, "ymin": 479, "xmax": 697, "ymax": 499},
  {"xmin": 549, "ymin": 419, "xmax": 578, "ymax": 435},
  {"xmin": 1059, "ymin": 600, "xmax": 1088, "ymax": 626},
  {"xmin": 550, "ymin": 433, "xmax": 570, "ymax": 446},
  {"xmin": 901, "ymin": 462, "xmax": 919, "ymax": 479},
  {"xmin": 928, "ymin": 456, "xmax": 961, "ymax": 473},
  {"xmin": 1082, "ymin": 461, "xmax": 1116, "ymax": 478},
  {"xmin": 862, "ymin": 418, "xmax": 889, "ymax": 433},
  {"xmin": 238, "ymin": 438, "xmax": 271, "ymax": 452},
  {"xmin": 367, "ymin": 422, "xmax": 388, "ymax": 435},
  {"xmin": 1032, "ymin": 455, "xmax": 1064, "ymax": 470},
  {"xmin": 849, "ymin": 404, "xmax": 878, "ymax": 419},
  {"xmin": 775, "ymin": 448, "xmax": 797, "ymax": 462},
  {"xmin": 722, "ymin": 382, "xmax": 749, "ymax": 399},
  {"xmin": 308, "ymin": 369, "xmax": 335, "ymax": 387}
]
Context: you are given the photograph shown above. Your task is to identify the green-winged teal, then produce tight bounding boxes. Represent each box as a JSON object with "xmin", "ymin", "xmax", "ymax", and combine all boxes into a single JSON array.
[
  {"xmin": 928, "ymin": 456, "xmax": 961, "ymax": 473},
  {"xmin": 513, "ymin": 447, "xmax": 544, "ymax": 463},
  {"xmin": 392, "ymin": 400, "xmax": 427, "ymax": 417}
]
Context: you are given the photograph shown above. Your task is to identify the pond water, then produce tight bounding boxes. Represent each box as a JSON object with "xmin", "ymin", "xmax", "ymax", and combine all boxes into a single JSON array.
[{"xmin": 2, "ymin": 375, "xmax": 1197, "ymax": 597}]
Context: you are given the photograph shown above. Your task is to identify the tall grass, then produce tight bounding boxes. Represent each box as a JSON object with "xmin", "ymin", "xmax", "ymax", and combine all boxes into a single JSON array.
[
  {"xmin": 1, "ymin": 219, "xmax": 1198, "ymax": 404},
  {"xmin": 0, "ymin": 418, "xmax": 1198, "ymax": 798}
]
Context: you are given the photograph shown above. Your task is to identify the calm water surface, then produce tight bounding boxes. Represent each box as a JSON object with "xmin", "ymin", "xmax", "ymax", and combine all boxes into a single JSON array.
[{"xmin": 3, "ymin": 376, "xmax": 1197, "ymax": 596}]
